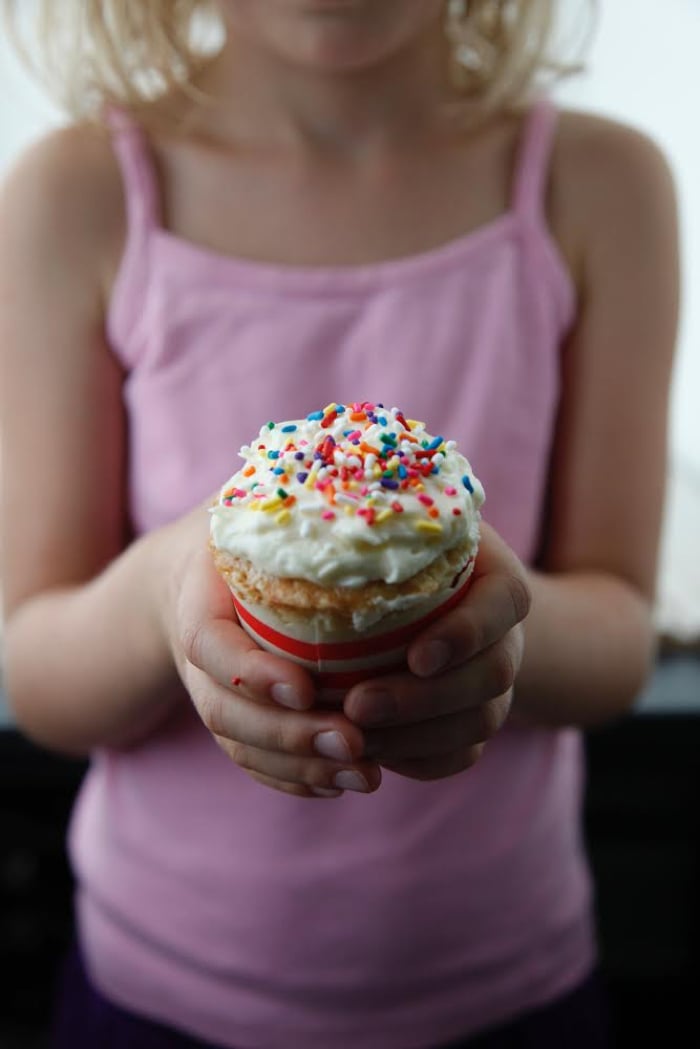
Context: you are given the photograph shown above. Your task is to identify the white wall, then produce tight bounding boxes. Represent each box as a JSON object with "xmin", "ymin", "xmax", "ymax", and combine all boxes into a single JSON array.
[{"xmin": 0, "ymin": 28, "xmax": 62, "ymax": 167}]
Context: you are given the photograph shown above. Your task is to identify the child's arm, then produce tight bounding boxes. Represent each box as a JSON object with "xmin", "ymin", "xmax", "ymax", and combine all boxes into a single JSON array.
[
  {"xmin": 0, "ymin": 126, "xmax": 182, "ymax": 751},
  {"xmin": 0, "ymin": 131, "xmax": 315, "ymax": 750},
  {"xmin": 513, "ymin": 113, "xmax": 679, "ymax": 725},
  {"xmin": 345, "ymin": 116, "xmax": 678, "ymax": 773}
]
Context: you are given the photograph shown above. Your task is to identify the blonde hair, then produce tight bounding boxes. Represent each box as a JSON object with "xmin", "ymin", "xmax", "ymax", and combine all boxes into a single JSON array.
[{"xmin": 4, "ymin": 0, "xmax": 592, "ymax": 121}]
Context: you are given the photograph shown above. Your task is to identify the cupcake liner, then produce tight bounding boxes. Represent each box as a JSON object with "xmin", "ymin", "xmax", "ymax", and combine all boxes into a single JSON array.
[{"xmin": 229, "ymin": 557, "xmax": 474, "ymax": 705}]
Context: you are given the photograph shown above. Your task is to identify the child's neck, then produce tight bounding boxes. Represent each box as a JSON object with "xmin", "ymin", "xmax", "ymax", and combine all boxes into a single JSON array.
[{"xmin": 192, "ymin": 29, "xmax": 457, "ymax": 157}]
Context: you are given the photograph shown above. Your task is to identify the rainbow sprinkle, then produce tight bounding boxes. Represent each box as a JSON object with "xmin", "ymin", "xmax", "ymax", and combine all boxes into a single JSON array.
[{"xmin": 217, "ymin": 402, "xmax": 481, "ymax": 537}]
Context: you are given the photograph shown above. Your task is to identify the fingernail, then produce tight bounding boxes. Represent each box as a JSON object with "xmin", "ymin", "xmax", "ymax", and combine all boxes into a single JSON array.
[
  {"xmin": 270, "ymin": 682, "xmax": 304, "ymax": 710},
  {"xmin": 414, "ymin": 640, "xmax": 451, "ymax": 677},
  {"xmin": 314, "ymin": 731, "xmax": 352, "ymax": 762},
  {"xmin": 334, "ymin": 770, "xmax": 370, "ymax": 793},
  {"xmin": 311, "ymin": 786, "xmax": 343, "ymax": 798}
]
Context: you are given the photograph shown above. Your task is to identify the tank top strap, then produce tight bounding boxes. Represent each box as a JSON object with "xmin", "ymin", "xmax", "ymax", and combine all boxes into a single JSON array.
[
  {"xmin": 104, "ymin": 107, "xmax": 161, "ymax": 358},
  {"xmin": 510, "ymin": 97, "xmax": 559, "ymax": 223},
  {"xmin": 105, "ymin": 106, "xmax": 161, "ymax": 235}
]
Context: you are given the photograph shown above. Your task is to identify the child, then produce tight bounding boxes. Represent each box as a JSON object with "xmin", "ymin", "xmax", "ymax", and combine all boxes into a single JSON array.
[{"xmin": 0, "ymin": 1, "xmax": 678, "ymax": 1047}]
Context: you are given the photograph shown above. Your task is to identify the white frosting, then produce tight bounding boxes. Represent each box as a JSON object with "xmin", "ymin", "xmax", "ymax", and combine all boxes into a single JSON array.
[{"xmin": 210, "ymin": 402, "xmax": 484, "ymax": 588}]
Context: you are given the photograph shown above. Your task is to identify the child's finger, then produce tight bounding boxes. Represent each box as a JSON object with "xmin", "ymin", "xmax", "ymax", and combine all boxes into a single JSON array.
[
  {"xmin": 214, "ymin": 737, "xmax": 380, "ymax": 796},
  {"xmin": 181, "ymin": 612, "xmax": 317, "ymax": 711},
  {"xmin": 191, "ymin": 676, "xmax": 380, "ymax": 794},
  {"xmin": 245, "ymin": 769, "xmax": 341, "ymax": 799},
  {"xmin": 381, "ymin": 744, "xmax": 485, "ymax": 782},
  {"xmin": 190, "ymin": 668, "xmax": 368, "ymax": 764},
  {"xmin": 176, "ymin": 545, "xmax": 317, "ymax": 709},
  {"xmin": 362, "ymin": 694, "xmax": 510, "ymax": 762},
  {"xmin": 407, "ymin": 524, "xmax": 530, "ymax": 677},
  {"xmin": 345, "ymin": 632, "xmax": 520, "ymax": 728}
]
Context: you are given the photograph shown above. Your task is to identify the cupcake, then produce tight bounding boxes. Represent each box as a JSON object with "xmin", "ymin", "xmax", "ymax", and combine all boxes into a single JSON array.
[{"xmin": 209, "ymin": 402, "xmax": 484, "ymax": 703}]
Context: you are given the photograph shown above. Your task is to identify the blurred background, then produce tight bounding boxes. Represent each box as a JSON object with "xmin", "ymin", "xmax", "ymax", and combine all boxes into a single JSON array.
[{"xmin": 0, "ymin": 1, "xmax": 699, "ymax": 1047}]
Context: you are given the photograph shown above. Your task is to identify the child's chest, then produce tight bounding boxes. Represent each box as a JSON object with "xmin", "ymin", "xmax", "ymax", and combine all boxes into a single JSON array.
[{"xmin": 152, "ymin": 121, "xmax": 519, "ymax": 267}]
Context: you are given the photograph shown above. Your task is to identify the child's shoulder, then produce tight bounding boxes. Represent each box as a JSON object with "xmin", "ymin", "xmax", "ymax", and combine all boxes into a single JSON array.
[
  {"xmin": 0, "ymin": 121, "xmax": 125, "ymax": 295},
  {"xmin": 548, "ymin": 108, "xmax": 677, "ymax": 282},
  {"xmin": 554, "ymin": 108, "xmax": 674, "ymax": 192}
]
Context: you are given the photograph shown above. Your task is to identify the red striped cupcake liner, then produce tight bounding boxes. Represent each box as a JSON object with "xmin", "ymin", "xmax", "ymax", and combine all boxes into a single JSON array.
[{"xmin": 232, "ymin": 559, "xmax": 474, "ymax": 702}]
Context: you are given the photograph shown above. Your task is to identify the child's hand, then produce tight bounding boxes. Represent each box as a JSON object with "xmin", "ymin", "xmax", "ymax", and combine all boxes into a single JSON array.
[
  {"xmin": 343, "ymin": 523, "xmax": 531, "ymax": 780},
  {"xmin": 165, "ymin": 522, "xmax": 380, "ymax": 799}
]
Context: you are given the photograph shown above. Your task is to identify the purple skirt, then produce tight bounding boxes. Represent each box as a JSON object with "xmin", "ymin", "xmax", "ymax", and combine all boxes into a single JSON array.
[{"xmin": 49, "ymin": 941, "xmax": 611, "ymax": 1049}]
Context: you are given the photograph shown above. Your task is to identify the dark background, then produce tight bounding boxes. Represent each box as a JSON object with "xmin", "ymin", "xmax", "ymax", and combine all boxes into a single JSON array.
[{"xmin": 1, "ymin": 651, "xmax": 699, "ymax": 1049}]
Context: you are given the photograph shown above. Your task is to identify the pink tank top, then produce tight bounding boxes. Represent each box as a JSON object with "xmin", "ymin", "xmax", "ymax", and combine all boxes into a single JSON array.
[{"xmin": 70, "ymin": 99, "xmax": 596, "ymax": 1049}]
